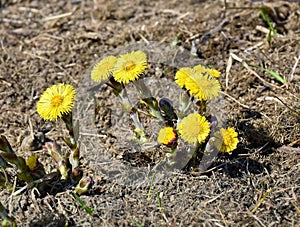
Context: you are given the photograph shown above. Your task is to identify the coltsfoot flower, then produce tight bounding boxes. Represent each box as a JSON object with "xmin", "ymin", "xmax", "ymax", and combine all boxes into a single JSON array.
[
  {"xmin": 37, "ymin": 83, "xmax": 75, "ymax": 121},
  {"xmin": 213, "ymin": 127, "xmax": 238, "ymax": 153},
  {"xmin": 175, "ymin": 67, "xmax": 193, "ymax": 89},
  {"xmin": 25, "ymin": 155, "xmax": 38, "ymax": 170},
  {"xmin": 178, "ymin": 113, "xmax": 210, "ymax": 144},
  {"xmin": 91, "ymin": 55, "xmax": 117, "ymax": 82},
  {"xmin": 113, "ymin": 50, "xmax": 147, "ymax": 84},
  {"xmin": 193, "ymin": 64, "xmax": 220, "ymax": 78},
  {"xmin": 185, "ymin": 74, "xmax": 221, "ymax": 101},
  {"xmin": 157, "ymin": 126, "xmax": 177, "ymax": 146}
]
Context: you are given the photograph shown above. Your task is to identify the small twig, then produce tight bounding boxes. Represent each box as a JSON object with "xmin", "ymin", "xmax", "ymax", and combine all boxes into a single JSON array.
[
  {"xmin": 272, "ymin": 185, "xmax": 300, "ymax": 194},
  {"xmin": 220, "ymin": 91, "xmax": 250, "ymax": 109},
  {"xmin": 138, "ymin": 33, "xmax": 150, "ymax": 45},
  {"xmin": 202, "ymin": 192, "xmax": 226, "ymax": 206},
  {"xmin": 176, "ymin": 12, "xmax": 191, "ymax": 21},
  {"xmin": 42, "ymin": 11, "xmax": 74, "ymax": 21},
  {"xmin": 225, "ymin": 54, "xmax": 232, "ymax": 88},
  {"xmin": 273, "ymin": 95, "xmax": 300, "ymax": 117},
  {"xmin": 79, "ymin": 132, "xmax": 107, "ymax": 138},
  {"xmin": 249, "ymin": 212, "xmax": 267, "ymax": 227},
  {"xmin": 31, "ymin": 188, "xmax": 41, "ymax": 212},
  {"xmin": 288, "ymin": 53, "xmax": 300, "ymax": 83},
  {"xmin": 217, "ymin": 203, "xmax": 228, "ymax": 227},
  {"xmin": 28, "ymin": 117, "xmax": 34, "ymax": 140}
]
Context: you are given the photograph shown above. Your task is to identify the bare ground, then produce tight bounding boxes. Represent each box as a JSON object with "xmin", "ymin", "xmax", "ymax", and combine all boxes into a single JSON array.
[{"xmin": 0, "ymin": 0, "xmax": 300, "ymax": 226}]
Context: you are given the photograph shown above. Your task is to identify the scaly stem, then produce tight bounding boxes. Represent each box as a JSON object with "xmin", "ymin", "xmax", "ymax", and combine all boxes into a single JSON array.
[
  {"xmin": 43, "ymin": 142, "xmax": 68, "ymax": 180},
  {"xmin": 134, "ymin": 79, "xmax": 164, "ymax": 121},
  {"xmin": 114, "ymin": 83, "xmax": 147, "ymax": 142},
  {"xmin": 178, "ymin": 90, "xmax": 192, "ymax": 120},
  {"xmin": 61, "ymin": 112, "xmax": 81, "ymax": 181}
]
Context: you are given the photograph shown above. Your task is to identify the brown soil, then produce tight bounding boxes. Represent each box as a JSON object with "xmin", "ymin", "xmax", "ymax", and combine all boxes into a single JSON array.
[{"xmin": 1, "ymin": 0, "xmax": 300, "ymax": 226}]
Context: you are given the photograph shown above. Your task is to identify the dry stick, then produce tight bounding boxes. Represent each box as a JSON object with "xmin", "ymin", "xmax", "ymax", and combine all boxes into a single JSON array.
[
  {"xmin": 217, "ymin": 203, "xmax": 228, "ymax": 227},
  {"xmin": 42, "ymin": 11, "xmax": 74, "ymax": 21},
  {"xmin": 249, "ymin": 212, "xmax": 267, "ymax": 227},
  {"xmin": 202, "ymin": 192, "xmax": 226, "ymax": 206},
  {"xmin": 139, "ymin": 33, "xmax": 150, "ymax": 45},
  {"xmin": 28, "ymin": 117, "xmax": 34, "ymax": 140},
  {"xmin": 273, "ymin": 185, "xmax": 300, "ymax": 194},
  {"xmin": 220, "ymin": 91, "xmax": 249, "ymax": 109},
  {"xmin": 225, "ymin": 54, "xmax": 232, "ymax": 88},
  {"xmin": 288, "ymin": 53, "xmax": 300, "ymax": 82},
  {"xmin": 31, "ymin": 188, "xmax": 41, "ymax": 212},
  {"xmin": 273, "ymin": 95, "xmax": 300, "ymax": 117},
  {"xmin": 245, "ymin": 41, "xmax": 264, "ymax": 52}
]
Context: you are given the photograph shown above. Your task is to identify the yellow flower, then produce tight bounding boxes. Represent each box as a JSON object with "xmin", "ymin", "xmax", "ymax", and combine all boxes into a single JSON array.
[
  {"xmin": 213, "ymin": 127, "xmax": 238, "ymax": 153},
  {"xmin": 178, "ymin": 113, "xmax": 210, "ymax": 144},
  {"xmin": 113, "ymin": 50, "xmax": 148, "ymax": 84},
  {"xmin": 26, "ymin": 155, "xmax": 38, "ymax": 170},
  {"xmin": 194, "ymin": 65, "xmax": 220, "ymax": 78},
  {"xmin": 157, "ymin": 126, "xmax": 177, "ymax": 146},
  {"xmin": 185, "ymin": 74, "xmax": 221, "ymax": 101},
  {"xmin": 37, "ymin": 83, "xmax": 75, "ymax": 121},
  {"xmin": 91, "ymin": 55, "xmax": 117, "ymax": 82},
  {"xmin": 175, "ymin": 67, "xmax": 193, "ymax": 88}
]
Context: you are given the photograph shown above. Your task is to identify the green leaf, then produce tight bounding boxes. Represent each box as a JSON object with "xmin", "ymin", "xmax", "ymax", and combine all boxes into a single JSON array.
[
  {"xmin": 73, "ymin": 193, "xmax": 94, "ymax": 216},
  {"xmin": 249, "ymin": 64, "xmax": 285, "ymax": 84},
  {"xmin": 259, "ymin": 8, "xmax": 277, "ymax": 37},
  {"xmin": 132, "ymin": 218, "xmax": 143, "ymax": 227}
]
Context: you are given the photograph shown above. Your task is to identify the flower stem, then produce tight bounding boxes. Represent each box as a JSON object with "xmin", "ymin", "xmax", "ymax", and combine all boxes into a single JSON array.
[
  {"xmin": 112, "ymin": 82, "xmax": 147, "ymax": 142},
  {"xmin": 61, "ymin": 112, "xmax": 82, "ymax": 181},
  {"xmin": 178, "ymin": 90, "xmax": 192, "ymax": 120},
  {"xmin": 134, "ymin": 79, "xmax": 164, "ymax": 121}
]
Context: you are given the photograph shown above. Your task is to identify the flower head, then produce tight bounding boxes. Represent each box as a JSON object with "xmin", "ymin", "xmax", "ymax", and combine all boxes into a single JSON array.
[
  {"xmin": 157, "ymin": 126, "xmax": 177, "ymax": 147},
  {"xmin": 91, "ymin": 55, "xmax": 117, "ymax": 82},
  {"xmin": 26, "ymin": 155, "xmax": 38, "ymax": 170},
  {"xmin": 178, "ymin": 113, "xmax": 210, "ymax": 144},
  {"xmin": 113, "ymin": 50, "xmax": 148, "ymax": 84},
  {"xmin": 37, "ymin": 83, "xmax": 75, "ymax": 121},
  {"xmin": 185, "ymin": 74, "xmax": 221, "ymax": 101},
  {"xmin": 194, "ymin": 65, "xmax": 220, "ymax": 78},
  {"xmin": 213, "ymin": 127, "xmax": 238, "ymax": 153},
  {"xmin": 175, "ymin": 67, "xmax": 193, "ymax": 88}
]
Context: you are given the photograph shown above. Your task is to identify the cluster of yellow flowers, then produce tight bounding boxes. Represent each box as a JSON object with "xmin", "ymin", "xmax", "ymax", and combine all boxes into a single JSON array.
[
  {"xmin": 91, "ymin": 50, "xmax": 147, "ymax": 84},
  {"xmin": 36, "ymin": 49, "xmax": 239, "ymax": 166},
  {"xmin": 175, "ymin": 66, "xmax": 221, "ymax": 101},
  {"xmin": 36, "ymin": 50, "xmax": 147, "ymax": 121},
  {"xmin": 157, "ymin": 62, "xmax": 238, "ymax": 153}
]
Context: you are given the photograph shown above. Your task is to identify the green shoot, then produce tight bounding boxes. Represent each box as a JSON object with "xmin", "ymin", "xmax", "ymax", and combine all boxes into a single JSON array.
[
  {"xmin": 249, "ymin": 64, "xmax": 285, "ymax": 84},
  {"xmin": 147, "ymin": 174, "xmax": 155, "ymax": 201},
  {"xmin": 156, "ymin": 191, "xmax": 163, "ymax": 212},
  {"xmin": 251, "ymin": 188, "xmax": 272, "ymax": 213},
  {"xmin": 259, "ymin": 8, "xmax": 277, "ymax": 43},
  {"xmin": 73, "ymin": 193, "xmax": 94, "ymax": 216},
  {"xmin": 132, "ymin": 218, "xmax": 143, "ymax": 227}
]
